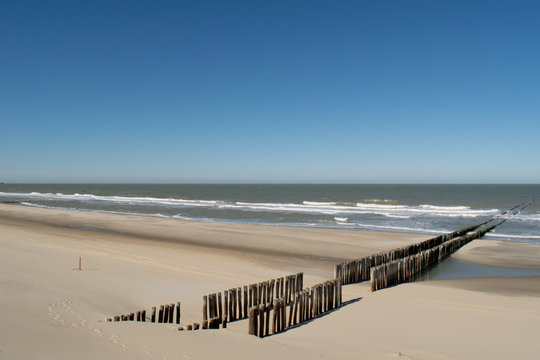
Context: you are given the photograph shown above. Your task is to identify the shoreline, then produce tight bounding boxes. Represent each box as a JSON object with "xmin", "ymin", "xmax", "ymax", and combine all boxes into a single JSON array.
[
  {"xmin": 3, "ymin": 203, "xmax": 540, "ymax": 270},
  {"xmin": 0, "ymin": 203, "xmax": 432, "ymax": 265},
  {"xmin": 1, "ymin": 204, "xmax": 540, "ymax": 359}
]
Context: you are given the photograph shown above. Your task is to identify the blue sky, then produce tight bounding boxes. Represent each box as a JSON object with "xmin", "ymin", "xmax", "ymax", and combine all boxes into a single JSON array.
[{"xmin": 1, "ymin": 0, "xmax": 539, "ymax": 183}]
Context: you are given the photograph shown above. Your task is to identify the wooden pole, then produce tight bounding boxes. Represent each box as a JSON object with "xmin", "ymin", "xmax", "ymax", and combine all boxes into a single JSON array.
[
  {"xmin": 151, "ymin": 307, "xmax": 156, "ymax": 322},
  {"xmin": 269, "ymin": 280, "xmax": 275, "ymax": 303},
  {"xmin": 163, "ymin": 305, "xmax": 169, "ymax": 323},
  {"xmin": 243, "ymin": 286, "xmax": 248, "ymax": 319},
  {"xmin": 285, "ymin": 277, "xmax": 289, "ymax": 304},
  {"xmin": 288, "ymin": 294, "xmax": 295, "ymax": 326},
  {"xmin": 272, "ymin": 299, "xmax": 278, "ymax": 334},
  {"xmin": 176, "ymin": 302, "xmax": 181, "ymax": 324},
  {"xmin": 238, "ymin": 287, "xmax": 243, "ymax": 319},
  {"xmin": 299, "ymin": 292, "xmax": 304, "ymax": 323},
  {"xmin": 282, "ymin": 298, "xmax": 286, "ymax": 330},
  {"xmin": 248, "ymin": 306, "xmax": 257, "ymax": 336},
  {"xmin": 231, "ymin": 289, "xmax": 237, "ymax": 321},
  {"xmin": 258, "ymin": 304, "xmax": 265, "ymax": 337},
  {"xmin": 78, "ymin": 256, "xmax": 82, "ymax": 271},
  {"xmin": 292, "ymin": 293, "xmax": 298, "ymax": 325},
  {"xmin": 265, "ymin": 304, "xmax": 270, "ymax": 336},
  {"xmin": 218, "ymin": 293, "xmax": 223, "ymax": 323},
  {"xmin": 203, "ymin": 295, "xmax": 208, "ymax": 323},
  {"xmin": 224, "ymin": 290, "xmax": 229, "ymax": 323}
]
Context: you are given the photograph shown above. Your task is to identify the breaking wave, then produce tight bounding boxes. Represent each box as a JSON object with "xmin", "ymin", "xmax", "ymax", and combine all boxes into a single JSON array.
[{"xmin": 1, "ymin": 191, "xmax": 501, "ymax": 219}]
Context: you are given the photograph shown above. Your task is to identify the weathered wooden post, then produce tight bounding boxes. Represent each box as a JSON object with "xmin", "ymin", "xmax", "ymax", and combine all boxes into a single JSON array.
[
  {"xmin": 248, "ymin": 306, "xmax": 257, "ymax": 335},
  {"xmin": 258, "ymin": 304, "xmax": 265, "ymax": 337},
  {"xmin": 281, "ymin": 298, "xmax": 287, "ymax": 331},
  {"xmin": 217, "ymin": 293, "xmax": 222, "ymax": 323},
  {"xmin": 164, "ymin": 305, "xmax": 169, "ymax": 323},
  {"xmin": 243, "ymin": 286, "xmax": 248, "ymax": 318},
  {"xmin": 285, "ymin": 277, "xmax": 290, "ymax": 304},
  {"xmin": 224, "ymin": 290, "xmax": 229, "ymax": 323},
  {"xmin": 237, "ymin": 287, "xmax": 243, "ymax": 319},
  {"xmin": 272, "ymin": 299, "xmax": 278, "ymax": 334},
  {"xmin": 269, "ymin": 279, "xmax": 275, "ymax": 303},
  {"xmin": 310, "ymin": 288, "xmax": 315, "ymax": 319},
  {"xmin": 151, "ymin": 307, "xmax": 156, "ymax": 322},
  {"xmin": 292, "ymin": 293, "xmax": 298, "ymax": 325},
  {"xmin": 232, "ymin": 288, "xmax": 237, "ymax": 321},
  {"xmin": 337, "ymin": 279, "xmax": 342, "ymax": 306},
  {"xmin": 305, "ymin": 290, "xmax": 310, "ymax": 320},
  {"xmin": 287, "ymin": 294, "xmax": 293, "ymax": 326},
  {"xmin": 158, "ymin": 305, "xmax": 164, "ymax": 323},
  {"xmin": 211, "ymin": 294, "xmax": 217, "ymax": 319},
  {"xmin": 265, "ymin": 304, "xmax": 270, "ymax": 336},
  {"xmin": 203, "ymin": 295, "xmax": 208, "ymax": 325},
  {"xmin": 276, "ymin": 300, "xmax": 282, "ymax": 332}
]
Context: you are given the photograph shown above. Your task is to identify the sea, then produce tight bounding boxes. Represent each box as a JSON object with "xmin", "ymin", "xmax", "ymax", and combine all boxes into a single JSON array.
[{"xmin": 1, "ymin": 184, "xmax": 539, "ymax": 244}]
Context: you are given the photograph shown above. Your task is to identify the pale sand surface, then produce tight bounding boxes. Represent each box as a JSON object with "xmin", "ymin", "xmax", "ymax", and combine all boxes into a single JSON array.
[{"xmin": 1, "ymin": 204, "xmax": 540, "ymax": 360}]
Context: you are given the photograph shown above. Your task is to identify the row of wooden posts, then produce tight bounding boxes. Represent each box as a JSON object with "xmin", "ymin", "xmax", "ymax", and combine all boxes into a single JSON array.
[
  {"xmin": 248, "ymin": 278, "xmax": 342, "ymax": 337},
  {"xmin": 108, "ymin": 202, "xmax": 529, "ymax": 335},
  {"xmin": 334, "ymin": 222, "xmax": 485, "ymax": 285},
  {"xmin": 370, "ymin": 224, "xmax": 497, "ymax": 291},
  {"xmin": 108, "ymin": 302, "xmax": 181, "ymax": 324},
  {"xmin": 202, "ymin": 272, "xmax": 303, "ymax": 329},
  {"xmin": 336, "ymin": 201, "xmax": 530, "ymax": 288}
]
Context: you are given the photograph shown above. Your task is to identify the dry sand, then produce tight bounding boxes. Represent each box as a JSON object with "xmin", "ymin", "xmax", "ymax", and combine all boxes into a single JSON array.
[{"xmin": 1, "ymin": 203, "xmax": 539, "ymax": 360}]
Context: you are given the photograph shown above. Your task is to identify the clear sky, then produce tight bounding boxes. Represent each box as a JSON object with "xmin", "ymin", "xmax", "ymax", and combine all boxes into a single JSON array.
[{"xmin": 1, "ymin": 0, "xmax": 539, "ymax": 183}]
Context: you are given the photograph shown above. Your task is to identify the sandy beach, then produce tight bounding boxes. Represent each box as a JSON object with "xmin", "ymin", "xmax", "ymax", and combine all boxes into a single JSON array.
[{"xmin": 1, "ymin": 203, "xmax": 540, "ymax": 360}]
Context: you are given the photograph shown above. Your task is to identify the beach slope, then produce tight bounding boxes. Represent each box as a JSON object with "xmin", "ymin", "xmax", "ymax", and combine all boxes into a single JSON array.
[{"xmin": 1, "ymin": 204, "xmax": 539, "ymax": 360}]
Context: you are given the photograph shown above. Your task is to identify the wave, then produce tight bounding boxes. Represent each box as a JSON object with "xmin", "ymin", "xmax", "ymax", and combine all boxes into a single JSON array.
[
  {"xmin": 1, "ymin": 191, "xmax": 500, "ymax": 219},
  {"xmin": 334, "ymin": 221, "xmax": 448, "ymax": 234},
  {"xmin": 303, "ymin": 201, "xmax": 338, "ymax": 206},
  {"xmin": 419, "ymin": 205, "xmax": 470, "ymax": 210},
  {"xmin": 14, "ymin": 200, "xmax": 539, "ymax": 243},
  {"xmin": 3, "ymin": 191, "xmax": 220, "ymax": 207},
  {"xmin": 509, "ymin": 213, "xmax": 540, "ymax": 222}
]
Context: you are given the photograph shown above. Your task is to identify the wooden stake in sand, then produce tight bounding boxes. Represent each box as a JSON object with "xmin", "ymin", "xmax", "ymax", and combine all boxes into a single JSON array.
[{"xmin": 78, "ymin": 256, "xmax": 82, "ymax": 270}]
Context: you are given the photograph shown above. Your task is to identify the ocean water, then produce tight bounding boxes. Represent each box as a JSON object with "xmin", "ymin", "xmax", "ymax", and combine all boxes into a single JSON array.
[{"xmin": 0, "ymin": 184, "xmax": 538, "ymax": 243}]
